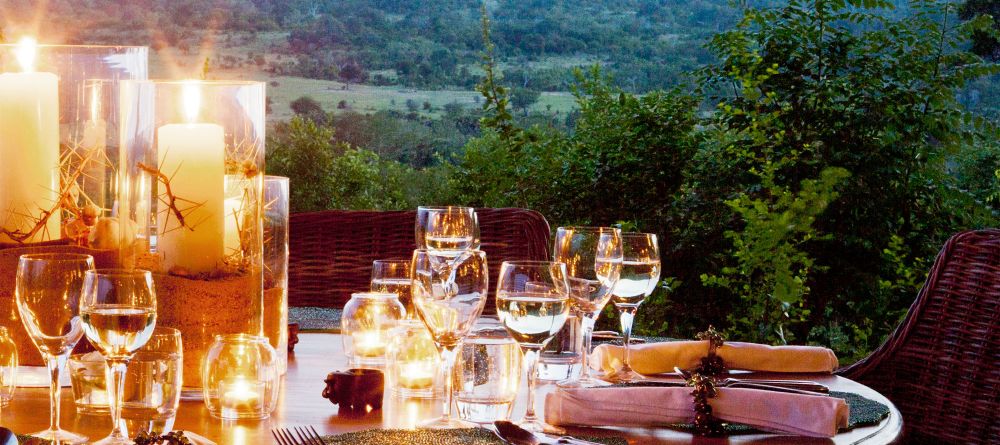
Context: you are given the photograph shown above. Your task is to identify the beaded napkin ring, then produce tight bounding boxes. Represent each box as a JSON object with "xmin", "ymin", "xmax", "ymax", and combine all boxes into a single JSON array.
[{"xmin": 687, "ymin": 326, "xmax": 727, "ymax": 436}]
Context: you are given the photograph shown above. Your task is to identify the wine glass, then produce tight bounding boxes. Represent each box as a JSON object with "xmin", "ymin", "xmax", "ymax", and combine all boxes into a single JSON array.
[
  {"xmin": 15, "ymin": 253, "xmax": 94, "ymax": 444},
  {"xmin": 496, "ymin": 261, "xmax": 571, "ymax": 432},
  {"xmin": 605, "ymin": 233, "xmax": 661, "ymax": 383},
  {"xmin": 371, "ymin": 259, "xmax": 414, "ymax": 318},
  {"xmin": 553, "ymin": 226, "xmax": 622, "ymax": 387},
  {"xmin": 415, "ymin": 206, "xmax": 480, "ymax": 255},
  {"xmin": 80, "ymin": 269, "xmax": 157, "ymax": 445},
  {"xmin": 410, "ymin": 249, "xmax": 488, "ymax": 428}
]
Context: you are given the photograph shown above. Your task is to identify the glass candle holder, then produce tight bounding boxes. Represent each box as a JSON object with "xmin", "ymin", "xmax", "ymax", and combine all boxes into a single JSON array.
[
  {"xmin": 0, "ymin": 326, "xmax": 17, "ymax": 407},
  {"xmin": 342, "ymin": 292, "xmax": 405, "ymax": 367},
  {"xmin": 202, "ymin": 334, "xmax": 279, "ymax": 420},
  {"xmin": 119, "ymin": 80, "xmax": 266, "ymax": 392},
  {"xmin": 0, "ymin": 40, "xmax": 147, "ymax": 245},
  {"xmin": 386, "ymin": 320, "xmax": 440, "ymax": 398},
  {"xmin": 263, "ymin": 176, "xmax": 289, "ymax": 375}
]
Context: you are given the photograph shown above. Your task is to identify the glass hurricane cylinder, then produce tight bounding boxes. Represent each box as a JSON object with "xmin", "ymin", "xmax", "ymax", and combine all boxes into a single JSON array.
[
  {"xmin": 202, "ymin": 334, "xmax": 279, "ymax": 420},
  {"xmin": 0, "ymin": 41, "xmax": 147, "ymax": 245},
  {"xmin": 118, "ymin": 80, "xmax": 266, "ymax": 393},
  {"xmin": 263, "ymin": 176, "xmax": 289, "ymax": 375}
]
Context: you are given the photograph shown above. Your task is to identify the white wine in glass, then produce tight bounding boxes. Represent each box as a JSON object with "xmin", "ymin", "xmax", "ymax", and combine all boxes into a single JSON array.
[
  {"xmin": 411, "ymin": 249, "xmax": 488, "ymax": 428},
  {"xmin": 15, "ymin": 253, "xmax": 94, "ymax": 445},
  {"xmin": 606, "ymin": 233, "xmax": 661, "ymax": 383},
  {"xmin": 81, "ymin": 269, "xmax": 157, "ymax": 445},
  {"xmin": 416, "ymin": 206, "xmax": 480, "ymax": 255},
  {"xmin": 496, "ymin": 260, "xmax": 571, "ymax": 433}
]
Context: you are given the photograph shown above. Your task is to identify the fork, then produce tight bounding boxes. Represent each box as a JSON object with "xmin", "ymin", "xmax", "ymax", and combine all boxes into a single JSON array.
[{"xmin": 272, "ymin": 426, "xmax": 325, "ymax": 445}]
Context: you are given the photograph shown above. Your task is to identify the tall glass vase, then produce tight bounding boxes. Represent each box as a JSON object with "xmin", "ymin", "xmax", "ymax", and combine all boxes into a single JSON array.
[
  {"xmin": 0, "ymin": 40, "xmax": 148, "ymax": 245},
  {"xmin": 0, "ymin": 41, "xmax": 147, "ymax": 368},
  {"xmin": 119, "ymin": 80, "xmax": 266, "ymax": 394},
  {"xmin": 263, "ymin": 175, "xmax": 289, "ymax": 374}
]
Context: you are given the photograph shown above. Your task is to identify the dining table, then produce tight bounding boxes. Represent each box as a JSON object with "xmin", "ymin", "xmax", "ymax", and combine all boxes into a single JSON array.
[{"xmin": 3, "ymin": 332, "xmax": 904, "ymax": 444}]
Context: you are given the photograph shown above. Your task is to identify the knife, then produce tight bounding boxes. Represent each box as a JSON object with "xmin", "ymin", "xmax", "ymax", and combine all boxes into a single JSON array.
[{"xmin": 494, "ymin": 420, "xmax": 603, "ymax": 445}]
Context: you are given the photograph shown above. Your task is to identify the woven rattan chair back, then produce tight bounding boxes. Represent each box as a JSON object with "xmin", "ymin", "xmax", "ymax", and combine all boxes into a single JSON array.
[
  {"xmin": 837, "ymin": 229, "xmax": 1000, "ymax": 444},
  {"xmin": 288, "ymin": 208, "xmax": 551, "ymax": 314}
]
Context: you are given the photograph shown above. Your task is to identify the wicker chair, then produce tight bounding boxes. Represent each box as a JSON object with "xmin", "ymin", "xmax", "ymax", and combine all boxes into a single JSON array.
[
  {"xmin": 288, "ymin": 208, "xmax": 551, "ymax": 314},
  {"xmin": 836, "ymin": 229, "xmax": 1000, "ymax": 444}
]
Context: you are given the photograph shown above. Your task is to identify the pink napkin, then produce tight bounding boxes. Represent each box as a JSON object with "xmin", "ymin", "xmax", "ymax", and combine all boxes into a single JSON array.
[
  {"xmin": 545, "ymin": 385, "xmax": 849, "ymax": 438},
  {"xmin": 591, "ymin": 340, "xmax": 839, "ymax": 374}
]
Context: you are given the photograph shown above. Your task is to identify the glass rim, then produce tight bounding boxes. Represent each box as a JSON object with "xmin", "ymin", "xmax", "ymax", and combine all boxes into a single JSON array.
[
  {"xmin": 557, "ymin": 226, "xmax": 621, "ymax": 232},
  {"xmin": 0, "ymin": 43, "xmax": 148, "ymax": 50},
  {"xmin": 84, "ymin": 268, "xmax": 152, "ymax": 278},
  {"xmin": 351, "ymin": 291, "xmax": 402, "ymax": 300},
  {"xmin": 18, "ymin": 253, "xmax": 94, "ymax": 263},
  {"xmin": 212, "ymin": 333, "xmax": 270, "ymax": 343},
  {"xmin": 500, "ymin": 260, "xmax": 566, "ymax": 267},
  {"xmin": 125, "ymin": 79, "xmax": 265, "ymax": 87},
  {"xmin": 416, "ymin": 205, "xmax": 476, "ymax": 211},
  {"xmin": 621, "ymin": 232, "xmax": 658, "ymax": 238},
  {"xmin": 372, "ymin": 258, "xmax": 411, "ymax": 265}
]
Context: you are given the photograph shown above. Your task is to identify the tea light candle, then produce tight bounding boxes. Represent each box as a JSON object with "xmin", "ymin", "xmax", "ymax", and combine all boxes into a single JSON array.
[
  {"xmin": 398, "ymin": 361, "xmax": 435, "ymax": 390},
  {"xmin": 156, "ymin": 81, "xmax": 225, "ymax": 274},
  {"xmin": 354, "ymin": 331, "xmax": 386, "ymax": 357},
  {"xmin": 0, "ymin": 37, "xmax": 60, "ymax": 243},
  {"xmin": 219, "ymin": 378, "xmax": 264, "ymax": 418}
]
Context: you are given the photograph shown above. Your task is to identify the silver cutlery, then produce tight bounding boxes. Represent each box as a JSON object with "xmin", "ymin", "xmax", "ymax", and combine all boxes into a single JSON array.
[
  {"xmin": 494, "ymin": 420, "xmax": 603, "ymax": 445},
  {"xmin": 672, "ymin": 367, "xmax": 829, "ymax": 395},
  {"xmin": 0, "ymin": 427, "xmax": 16, "ymax": 445},
  {"xmin": 272, "ymin": 426, "xmax": 324, "ymax": 445}
]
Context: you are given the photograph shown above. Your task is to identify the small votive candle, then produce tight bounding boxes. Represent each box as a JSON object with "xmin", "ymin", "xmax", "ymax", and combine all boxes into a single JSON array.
[
  {"xmin": 203, "ymin": 334, "xmax": 279, "ymax": 420},
  {"xmin": 342, "ymin": 292, "xmax": 404, "ymax": 367},
  {"xmin": 386, "ymin": 319, "xmax": 440, "ymax": 398},
  {"xmin": 219, "ymin": 378, "xmax": 265, "ymax": 419}
]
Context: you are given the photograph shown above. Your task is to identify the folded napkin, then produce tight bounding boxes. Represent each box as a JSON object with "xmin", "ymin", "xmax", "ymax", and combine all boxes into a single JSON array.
[
  {"xmin": 591, "ymin": 340, "xmax": 838, "ymax": 374},
  {"xmin": 545, "ymin": 385, "xmax": 849, "ymax": 438}
]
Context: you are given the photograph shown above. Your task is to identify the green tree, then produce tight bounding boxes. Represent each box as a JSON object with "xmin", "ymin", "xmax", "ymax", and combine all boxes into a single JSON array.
[{"xmin": 289, "ymin": 96, "xmax": 327, "ymax": 123}]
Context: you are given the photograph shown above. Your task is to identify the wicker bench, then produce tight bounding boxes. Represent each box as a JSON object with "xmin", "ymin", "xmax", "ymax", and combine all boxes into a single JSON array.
[
  {"xmin": 837, "ymin": 229, "xmax": 1000, "ymax": 444},
  {"xmin": 288, "ymin": 208, "xmax": 551, "ymax": 314}
]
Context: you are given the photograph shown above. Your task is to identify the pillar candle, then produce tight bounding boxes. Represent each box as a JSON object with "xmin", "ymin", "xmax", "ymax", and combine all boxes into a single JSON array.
[
  {"xmin": 0, "ymin": 39, "xmax": 61, "ymax": 243},
  {"xmin": 155, "ymin": 82, "xmax": 226, "ymax": 274}
]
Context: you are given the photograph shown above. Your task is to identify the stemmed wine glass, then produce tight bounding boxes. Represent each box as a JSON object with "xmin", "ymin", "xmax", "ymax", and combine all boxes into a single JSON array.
[
  {"xmin": 553, "ymin": 226, "xmax": 622, "ymax": 387},
  {"xmin": 415, "ymin": 206, "xmax": 480, "ymax": 254},
  {"xmin": 410, "ymin": 249, "xmax": 488, "ymax": 428},
  {"xmin": 80, "ymin": 269, "xmax": 157, "ymax": 445},
  {"xmin": 15, "ymin": 253, "xmax": 94, "ymax": 444},
  {"xmin": 496, "ymin": 261, "xmax": 571, "ymax": 433},
  {"xmin": 605, "ymin": 233, "xmax": 661, "ymax": 383}
]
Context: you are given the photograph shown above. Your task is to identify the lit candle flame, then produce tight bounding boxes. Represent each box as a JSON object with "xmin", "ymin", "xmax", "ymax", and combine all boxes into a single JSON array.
[
  {"xmin": 15, "ymin": 37, "xmax": 37, "ymax": 73},
  {"xmin": 182, "ymin": 80, "xmax": 202, "ymax": 123}
]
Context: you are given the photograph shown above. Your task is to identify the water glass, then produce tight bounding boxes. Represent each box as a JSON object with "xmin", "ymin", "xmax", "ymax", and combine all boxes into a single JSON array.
[
  {"xmin": 371, "ymin": 259, "xmax": 414, "ymax": 318},
  {"xmin": 0, "ymin": 326, "xmax": 16, "ymax": 407},
  {"xmin": 121, "ymin": 327, "xmax": 182, "ymax": 436},
  {"xmin": 68, "ymin": 353, "xmax": 110, "ymax": 415},
  {"xmin": 537, "ymin": 314, "xmax": 581, "ymax": 381},
  {"xmin": 455, "ymin": 318, "xmax": 521, "ymax": 423}
]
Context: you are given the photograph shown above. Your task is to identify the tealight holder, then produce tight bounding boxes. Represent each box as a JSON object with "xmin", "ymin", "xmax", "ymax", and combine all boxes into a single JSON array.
[
  {"xmin": 264, "ymin": 176, "xmax": 290, "ymax": 374},
  {"xmin": 385, "ymin": 319, "xmax": 440, "ymax": 398},
  {"xmin": 202, "ymin": 334, "xmax": 279, "ymax": 420},
  {"xmin": 0, "ymin": 41, "xmax": 148, "ymax": 246},
  {"xmin": 119, "ymin": 80, "xmax": 266, "ymax": 393},
  {"xmin": 0, "ymin": 326, "xmax": 17, "ymax": 407},
  {"xmin": 341, "ymin": 292, "xmax": 405, "ymax": 367}
]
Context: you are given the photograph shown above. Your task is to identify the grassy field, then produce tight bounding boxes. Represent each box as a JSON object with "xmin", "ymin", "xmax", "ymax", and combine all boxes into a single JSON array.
[{"xmin": 147, "ymin": 31, "xmax": 580, "ymax": 122}]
